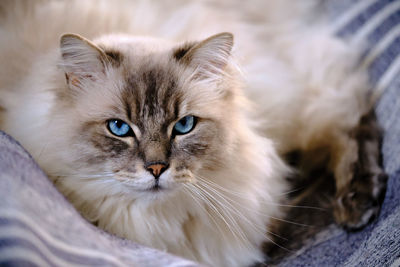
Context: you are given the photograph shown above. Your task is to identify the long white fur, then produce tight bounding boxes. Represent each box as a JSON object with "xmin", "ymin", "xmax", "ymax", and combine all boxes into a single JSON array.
[{"xmin": 0, "ymin": 1, "xmax": 370, "ymax": 266}]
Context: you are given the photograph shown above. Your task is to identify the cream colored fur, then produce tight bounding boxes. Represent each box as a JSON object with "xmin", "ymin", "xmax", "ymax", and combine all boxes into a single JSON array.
[{"xmin": 0, "ymin": 1, "xmax": 369, "ymax": 266}]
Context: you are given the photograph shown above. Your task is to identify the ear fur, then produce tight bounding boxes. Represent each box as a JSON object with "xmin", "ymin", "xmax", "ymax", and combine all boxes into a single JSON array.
[
  {"xmin": 59, "ymin": 33, "xmax": 107, "ymax": 89},
  {"xmin": 177, "ymin": 32, "xmax": 234, "ymax": 78}
]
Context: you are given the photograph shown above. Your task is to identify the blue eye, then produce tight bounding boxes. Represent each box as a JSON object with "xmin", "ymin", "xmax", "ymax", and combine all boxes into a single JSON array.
[
  {"xmin": 107, "ymin": 119, "xmax": 133, "ymax": 137},
  {"xmin": 173, "ymin": 115, "xmax": 196, "ymax": 135}
]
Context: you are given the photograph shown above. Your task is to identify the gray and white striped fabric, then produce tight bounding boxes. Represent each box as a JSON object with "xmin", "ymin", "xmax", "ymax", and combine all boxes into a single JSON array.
[
  {"xmin": 0, "ymin": 132, "xmax": 199, "ymax": 267},
  {"xmin": 333, "ymin": 0, "xmax": 400, "ymax": 101},
  {"xmin": 1, "ymin": 1, "xmax": 400, "ymax": 266}
]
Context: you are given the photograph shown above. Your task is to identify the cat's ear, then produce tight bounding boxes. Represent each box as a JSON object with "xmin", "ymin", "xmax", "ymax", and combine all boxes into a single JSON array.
[
  {"xmin": 175, "ymin": 32, "xmax": 234, "ymax": 79},
  {"xmin": 59, "ymin": 33, "xmax": 106, "ymax": 90}
]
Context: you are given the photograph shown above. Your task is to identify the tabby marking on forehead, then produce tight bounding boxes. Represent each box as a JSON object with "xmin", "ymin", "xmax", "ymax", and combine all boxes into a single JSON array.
[{"xmin": 123, "ymin": 66, "xmax": 183, "ymax": 130}]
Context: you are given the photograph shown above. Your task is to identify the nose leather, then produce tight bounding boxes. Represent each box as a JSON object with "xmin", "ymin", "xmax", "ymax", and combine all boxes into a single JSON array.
[{"xmin": 146, "ymin": 162, "xmax": 168, "ymax": 178}]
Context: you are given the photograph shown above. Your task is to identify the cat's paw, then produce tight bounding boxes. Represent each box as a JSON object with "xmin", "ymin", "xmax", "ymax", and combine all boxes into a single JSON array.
[
  {"xmin": 334, "ymin": 189, "xmax": 378, "ymax": 230},
  {"xmin": 333, "ymin": 172, "xmax": 387, "ymax": 231}
]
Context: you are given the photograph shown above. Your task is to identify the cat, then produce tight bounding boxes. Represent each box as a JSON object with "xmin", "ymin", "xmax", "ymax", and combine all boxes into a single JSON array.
[{"xmin": 0, "ymin": 1, "xmax": 387, "ymax": 266}]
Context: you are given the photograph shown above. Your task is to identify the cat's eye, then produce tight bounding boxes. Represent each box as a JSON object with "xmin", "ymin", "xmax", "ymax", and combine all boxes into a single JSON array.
[
  {"xmin": 173, "ymin": 115, "xmax": 196, "ymax": 135},
  {"xmin": 107, "ymin": 119, "xmax": 133, "ymax": 137}
]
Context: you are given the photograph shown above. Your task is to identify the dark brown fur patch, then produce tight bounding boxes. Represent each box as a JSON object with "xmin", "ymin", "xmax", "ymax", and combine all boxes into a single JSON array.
[
  {"xmin": 173, "ymin": 42, "xmax": 197, "ymax": 61},
  {"xmin": 104, "ymin": 49, "xmax": 123, "ymax": 67},
  {"xmin": 124, "ymin": 64, "xmax": 182, "ymax": 129},
  {"xmin": 264, "ymin": 109, "xmax": 388, "ymax": 264},
  {"xmin": 333, "ymin": 109, "xmax": 388, "ymax": 229},
  {"xmin": 0, "ymin": 105, "xmax": 5, "ymax": 126},
  {"xmin": 92, "ymin": 134, "xmax": 129, "ymax": 155},
  {"xmin": 264, "ymin": 148, "xmax": 335, "ymax": 263}
]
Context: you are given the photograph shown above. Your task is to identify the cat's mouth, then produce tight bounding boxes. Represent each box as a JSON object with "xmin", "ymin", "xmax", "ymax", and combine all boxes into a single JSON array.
[
  {"xmin": 141, "ymin": 183, "xmax": 178, "ymax": 199},
  {"xmin": 150, "ymin": 182, "xmax": 162, "ymax": 192},
  {"xmin": 147, "ymin": 180, "xmax": 172, "ymax": 193}
]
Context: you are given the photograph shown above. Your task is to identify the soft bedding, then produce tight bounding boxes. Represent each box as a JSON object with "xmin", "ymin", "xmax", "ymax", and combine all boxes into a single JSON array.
[{"xmin": 1, "ymin": 0, "xmax": 400, "ymax": 266}]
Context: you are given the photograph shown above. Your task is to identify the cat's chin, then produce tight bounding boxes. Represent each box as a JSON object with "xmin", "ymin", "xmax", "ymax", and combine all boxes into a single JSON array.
[
  {"xmin": 144, "ymin": 184, "xmax": 170, "ymax": 194},
  {"xmin": 133, "ymin": 185, "xmax": 179, "ymax": 201}
]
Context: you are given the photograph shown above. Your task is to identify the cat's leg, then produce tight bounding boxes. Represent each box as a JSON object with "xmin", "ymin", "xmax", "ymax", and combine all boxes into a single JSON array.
[{"xmin": 331, "ymin": 110, "xmax": 387, "ymax": 230}]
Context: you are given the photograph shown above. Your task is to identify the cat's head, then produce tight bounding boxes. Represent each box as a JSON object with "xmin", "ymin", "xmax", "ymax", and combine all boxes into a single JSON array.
[{"xmin": 53, "ymin": 32, "xmax": 245, "ymax": 200}]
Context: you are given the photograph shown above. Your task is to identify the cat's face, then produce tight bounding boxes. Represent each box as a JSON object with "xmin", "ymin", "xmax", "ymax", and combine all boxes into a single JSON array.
[{"xmin": 55, "ymin": 33, "xmax": 239, "ymax": 199}]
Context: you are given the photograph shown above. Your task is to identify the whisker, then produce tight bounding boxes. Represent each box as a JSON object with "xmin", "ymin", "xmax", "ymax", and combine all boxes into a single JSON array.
[
  {"xmin": 275, "ymin": 187, "xmax": 306, "ymax": 196},
  {"xmin": 197, "ymin": 185, "xmax": 250, "ymax": 242},
  {"xmin": 198, "ymin": 177, "xmax": 317, "ymax": 228},
  {"xmin": 195, "ymin": 174, "xmax": 326, "ymax": 211},
  {"xmin": 49, "ymin": 172, "xmax": 114, "ymax": 178},
  {"xmin": 187, "ymin": 184, "xmax": 253, "ymax": 250},
  {"xmin": 193, "ymin": 180, "xmax": 291, "ymax": 251},
  {"xmin": 268, "ymin": 203, "xmax": 326, "ymax": 211},
  {"xmin": 192, "ymin": 186, "xmax": 246, "ymax": 244},
  {"xmin": 192, "ymin": 182, "xmax": 279, "ymax": 253},
  {"xmin": 181, "ymin": 185, "xmax": 228, "ymax": 243},
  {"xmin": 194, "ymin": 180, "xmax": 286, "ymax": 239},
  {"xmin": 195, "ymin": 177, "xmax": 321, "ymax": 240},
  {"xmin": 268, "ymin": 216, "xmax": 314, "ymax": 227}
]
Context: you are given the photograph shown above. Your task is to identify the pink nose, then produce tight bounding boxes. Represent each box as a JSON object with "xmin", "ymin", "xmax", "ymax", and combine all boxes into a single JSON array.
[{"xmin": 146, "ymin": 163, "xmax": 167, "ymax": 178}]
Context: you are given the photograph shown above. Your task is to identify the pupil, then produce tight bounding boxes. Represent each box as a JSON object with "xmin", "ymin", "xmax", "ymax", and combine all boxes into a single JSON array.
[{"xmin": 115, "ymin": 120, "xmax": 122, "ymax": 128}]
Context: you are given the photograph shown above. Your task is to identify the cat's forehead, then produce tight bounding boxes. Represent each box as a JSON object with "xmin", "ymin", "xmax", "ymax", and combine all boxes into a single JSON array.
[
  {"xmin": 94, "ymin": 35, "xmax": 187, "ymax": 122},
  {"xmin": 122, "ymin": 63, "xmax": 184, "ymax": 129},
  {"xmin": 91, "ymin": 34, "xmax": 225, "ymax": 130}
]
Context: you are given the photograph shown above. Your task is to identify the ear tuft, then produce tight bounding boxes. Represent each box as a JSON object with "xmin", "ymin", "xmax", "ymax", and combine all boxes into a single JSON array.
[
  {"xmin": 60, "ymin": 33, "xmax": 106, "ymax": 73},
  {"xmin": 59, "ymin": 34, "xmax": 106, "ymax": 89},
  {"xmin": 179, "ymin": 32, "xmax": 234, "ymax": 78}
]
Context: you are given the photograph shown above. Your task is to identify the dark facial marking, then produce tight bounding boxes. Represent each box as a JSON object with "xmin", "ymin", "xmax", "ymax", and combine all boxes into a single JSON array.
[
  {"xmin": 184, "ymin": 141, "xmax": 209, "ymax": 156},
  {"xmin": 123, "ymin": 75, "xmax": 142, "ymax": 126},
  {"xmin": 173, "ymin": 130, "xmax": 210, "ymax": 157},
  {"xmin": 141, "ymin": 68, "xmax": 178, "ymax": 120},
  {"xmin": 91, "ymin": 134, "xmax": 129, "ymax": 156},
  {"xmin": 175, "ymin": 164, "xmax": 187, "ymax": 172},
  {"xmin": 123, "ymin": 98, "xmax": 133, "ymax": 122},
  {"xmin": 104, "ymin": 49, "xmax": 123, "ymax": 67},
  {"xmin": 173, "ymin": 42, "xmax": 197, "ymax": 61},
  {"xmin": 142, "ymin": 69, "xmax": 159, "ymax": 118},
  {"xmin": 124, "ymin": 65, "xmax": 182, "ymax": 130}
]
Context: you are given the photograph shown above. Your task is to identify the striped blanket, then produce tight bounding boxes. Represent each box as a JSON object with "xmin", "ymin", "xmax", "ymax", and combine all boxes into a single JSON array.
[{"xmin": 1, "ymin": 0, "xmax": 400, "ymax": 266}]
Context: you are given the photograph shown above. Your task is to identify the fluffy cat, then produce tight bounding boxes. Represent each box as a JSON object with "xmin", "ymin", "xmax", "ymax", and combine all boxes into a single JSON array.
[{"xmin": 0, "ymin": 1, "xmax": 387, "ymax": 266}]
